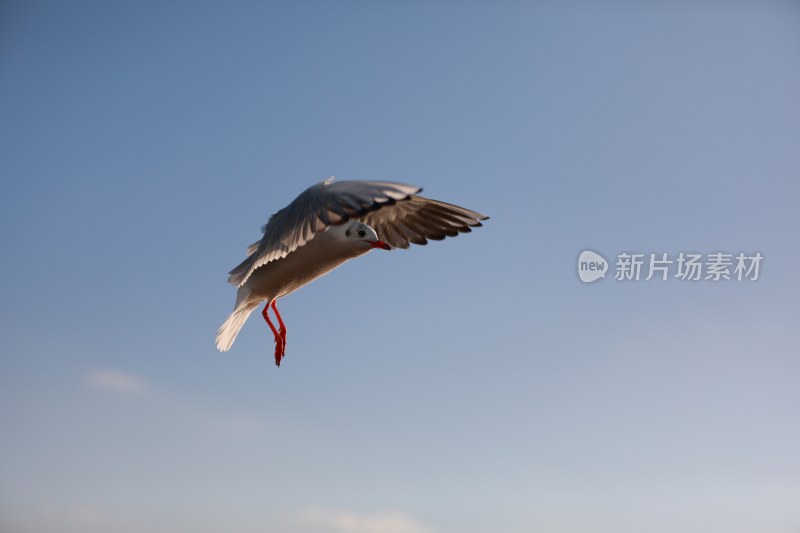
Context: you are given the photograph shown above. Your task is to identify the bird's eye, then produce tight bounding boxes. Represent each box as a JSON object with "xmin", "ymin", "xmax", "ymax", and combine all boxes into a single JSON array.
[{"xmin": 358, "ymin": 229, "xmax": 366, "ymax": 238}]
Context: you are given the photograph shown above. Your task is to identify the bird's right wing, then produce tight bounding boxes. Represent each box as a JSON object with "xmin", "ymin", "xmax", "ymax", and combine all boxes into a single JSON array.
[{"xmin": 359, "ymin": 195, "xmax": 488, "ymax": 249}]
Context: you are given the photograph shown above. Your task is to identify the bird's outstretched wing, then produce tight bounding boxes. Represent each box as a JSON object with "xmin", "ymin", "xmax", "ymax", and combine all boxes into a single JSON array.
[
  {"xmin": 358, "ymin": 195, "xmax": 488, "ymax": 249},
  {"xmin": 228, "ymin": 178, "xmax": 421, "ymax": 287}
]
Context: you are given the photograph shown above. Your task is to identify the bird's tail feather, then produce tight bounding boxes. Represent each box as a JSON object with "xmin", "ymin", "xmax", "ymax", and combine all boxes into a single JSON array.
[{"xmin": 216, "ymin": 289, "xmax": 260, "ymax": 352}]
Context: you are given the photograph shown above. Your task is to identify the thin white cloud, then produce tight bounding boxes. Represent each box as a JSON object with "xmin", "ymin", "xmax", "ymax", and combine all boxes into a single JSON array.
[
  {"xmin": 300, "ymin": 508, "xmax": 435, "ymax": 533},
  {"xmin": 86, "ymin": 369, "xmax": 152, "ymax": 395}
]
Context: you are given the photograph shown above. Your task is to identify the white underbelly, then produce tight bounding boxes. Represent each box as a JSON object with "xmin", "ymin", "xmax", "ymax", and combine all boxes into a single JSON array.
[{"xmin": 244, "ymin": 232, "xmax": 366, "ymax": 301}]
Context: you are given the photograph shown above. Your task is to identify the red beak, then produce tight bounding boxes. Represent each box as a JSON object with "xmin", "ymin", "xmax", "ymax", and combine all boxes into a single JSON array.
[{"xmin": 368, "ymin": 240, "xmax": 391, "ymax": 250}]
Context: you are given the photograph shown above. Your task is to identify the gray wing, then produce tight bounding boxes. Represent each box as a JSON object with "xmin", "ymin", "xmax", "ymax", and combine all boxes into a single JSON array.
[
  {"xmin": 228, "ymin": 178, "xmax": 422, "ymax": 287},
  {"xmin": 359, "ymin": 195, "xmax": 488, "ymax": 249}
]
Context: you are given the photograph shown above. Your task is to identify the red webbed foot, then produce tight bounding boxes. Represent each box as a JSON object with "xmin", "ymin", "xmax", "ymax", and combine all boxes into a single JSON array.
[{"xmin": 274, "ymin": 338, "xmax": 285, "ymax": 366}]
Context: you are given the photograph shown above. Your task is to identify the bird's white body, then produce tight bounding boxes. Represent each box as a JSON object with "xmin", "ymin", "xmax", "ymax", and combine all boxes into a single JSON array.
[
  {"xmin": 246, "ymin": 225, "xmax": 370, "ymax": 303},
  {"xmin": 216, "ymin": 222, "xmax": 380, "ymax": 353}
]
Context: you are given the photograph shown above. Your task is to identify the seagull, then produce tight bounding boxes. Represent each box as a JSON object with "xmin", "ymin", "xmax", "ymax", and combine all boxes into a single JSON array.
[{"xmin": 216, "ymin": 177, "xmax": 488, "ymax": 366}]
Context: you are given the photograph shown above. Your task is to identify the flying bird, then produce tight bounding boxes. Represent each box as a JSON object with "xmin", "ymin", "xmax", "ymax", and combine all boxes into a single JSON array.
[{"xmin": 216, "ymin": 178, "xmax": 488, "ymax": 366}]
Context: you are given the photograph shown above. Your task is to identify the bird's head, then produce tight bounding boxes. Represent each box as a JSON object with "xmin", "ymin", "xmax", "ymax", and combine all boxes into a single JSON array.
[{"xmin": 342, "ymin": 221, "xmax": 390, "ymax": 250}]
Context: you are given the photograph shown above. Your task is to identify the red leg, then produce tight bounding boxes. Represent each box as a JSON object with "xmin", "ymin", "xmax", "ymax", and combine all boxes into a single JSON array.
[
  {"xmin": 262, "ymin": 302, "xmax": 285, "ymax": 366},
  {"xmin": 271, "ymin": 300, "xmax": 287, "ymax": 346}
]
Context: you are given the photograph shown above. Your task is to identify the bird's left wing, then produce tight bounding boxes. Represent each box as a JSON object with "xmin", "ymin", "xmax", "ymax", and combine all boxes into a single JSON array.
[{"xmin": 228, "ymin": 179, "xmax": 421, "ymax": 287}]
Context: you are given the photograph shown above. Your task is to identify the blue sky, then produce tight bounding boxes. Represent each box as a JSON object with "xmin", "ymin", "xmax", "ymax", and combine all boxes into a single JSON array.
[{"xmin": 1, "ymin": 2, "xmax": 799, "ymax": 532}]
